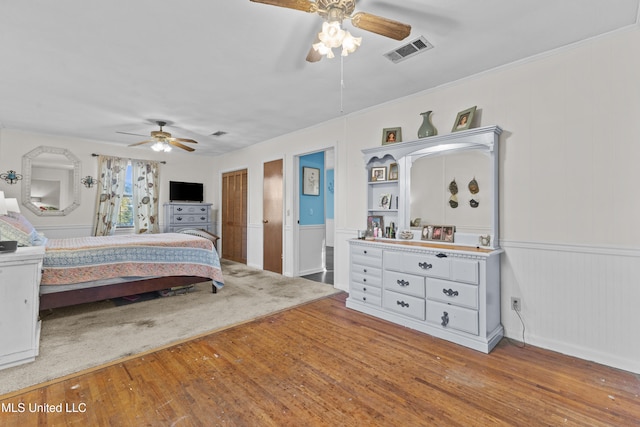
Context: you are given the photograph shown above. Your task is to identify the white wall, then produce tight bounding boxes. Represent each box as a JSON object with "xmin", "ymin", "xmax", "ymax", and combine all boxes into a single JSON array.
[
  {"xmin": 212, "ymin": 26, "xmax": 640, "ymax": 373},
  {"xmin": 0, "ymin": 129, "xmax": 218, "ymax": 237}
]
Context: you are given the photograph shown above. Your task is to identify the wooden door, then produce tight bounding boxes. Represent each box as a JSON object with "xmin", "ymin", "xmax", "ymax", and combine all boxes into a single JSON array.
[
  {"xmin": 263, "ymin": 159, "xmax": 283, "ymax": 274},
  {"xmin": 221, "ymin": 169, "xmax": 247, "ymax": 264}
]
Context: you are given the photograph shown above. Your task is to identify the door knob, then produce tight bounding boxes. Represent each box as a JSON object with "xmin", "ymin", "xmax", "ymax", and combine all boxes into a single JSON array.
[{"xmin": 263, "ymin": 219, "xmax": 269, "ymax": 223}]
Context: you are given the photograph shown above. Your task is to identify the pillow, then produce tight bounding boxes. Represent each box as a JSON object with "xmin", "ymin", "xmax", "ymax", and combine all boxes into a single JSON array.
[{"xmin": 0, "ymin": 213, "xmax": 47, "ymax": 247}]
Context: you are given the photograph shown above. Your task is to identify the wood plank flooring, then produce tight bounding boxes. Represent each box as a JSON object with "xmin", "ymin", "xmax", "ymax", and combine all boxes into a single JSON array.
[{"xmin": 1, "ymin": 293, "xmax": 639, "ymax": 426}]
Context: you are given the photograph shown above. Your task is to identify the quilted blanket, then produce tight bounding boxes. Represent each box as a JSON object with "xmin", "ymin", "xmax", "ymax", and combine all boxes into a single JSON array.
[{"xmin": 41, "ymin": 233, "xmax": 224, "ymax": 287}]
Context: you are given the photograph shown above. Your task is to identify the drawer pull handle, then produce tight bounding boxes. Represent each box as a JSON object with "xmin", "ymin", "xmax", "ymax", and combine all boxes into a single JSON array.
[
  {"xmin": 418, "ymin": 262, "xmax": 432, "ymax": 270},
  {"xmin": 363, "ymin": 278, "xmax": 367, "ymax": 282},
  {"xmin": 441, "ymin": 311, "xmax": 449, "ymax": 327},
  {"xmin": 364, "ymin": 250, "xmax": 367, "ymax": 254},
  {"xmin": 442, "ymin": 288, "xmax": 459, "ymax": 297},
  {"xmin": 363, "ymin": 287, "xmax": 367, "ymax": 291},
  {"xmin": 200, "ymin": 208, "xmax": 206, "ymax": 211},
  {"xmin": 176, "ymin": 217, "xmax": 183, "ymax": 221},
  {"xmin": 363, "ymin": 269, "xmax": 367, "ymax": 273},
  {"xmin": 436, "ymin": 253, "xmax": 448, "ymax": 258},
  {"xmin": 362, "ymin": 296, "xmax": 367, "ymax": 301},
  {"xmin": 200, "ymin": 217, "xmax": 206, "ymax": 220},
  {"xmin": 397, "ymin": 279, "xmax": 409, "ymax": 287},
  {"xmin": 177, "ymin": 207, "xmax": 183, "ymax": 211},
  {"xmin": 397, "ymin": 300, "xmax": 409, "ymax": 308}
]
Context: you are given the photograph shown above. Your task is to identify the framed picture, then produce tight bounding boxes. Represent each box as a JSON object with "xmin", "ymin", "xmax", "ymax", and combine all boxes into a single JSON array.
[
  {"xmin": 302, "ymin": 166, "xmax": 320, "ymax": 195},
  {"xmin": 388, "ymin": 163, "xmax": 398, "ymax": 180},
  {"xmin": 421, "ymin": 225, "xmax": 432, "ymax": 241},
  {"xmin": 382, "ymin": 127, "xmax": 402, "ymax": 145},
  {"xmin": 378, "ymin": 193, "xmax": 391, "ymax": 209},
  {"xmin": 367, "ymin": 215, "xmax": 384, "ymax": 237},
  {"xmin": 452, "ymin": 106, "xmax": 477, "ymax": 132},
  {"xmin": 371, "ymin": 166, "xmax": 386, "ymax": 182},
  {"xmin": 431, "ymin": 226, "xmax": 443, "ymax": 241},
  {"xmin": 442, "ymin": 226, "xmax": 455, "ymax": 242}
]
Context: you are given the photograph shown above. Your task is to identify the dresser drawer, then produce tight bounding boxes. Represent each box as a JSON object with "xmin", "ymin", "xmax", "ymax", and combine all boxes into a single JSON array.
[
  {"xmin": 351, "ymin": 247, "xmax": 383, "ymax": 268},
  {"xmin": 351, "ymin": 282, "xmax": 382, "ymax": 297},
  {"xmin": 383, "ymin": 290, "xmax": 425, "ymax": 320},
  {"xmin": 171, "ymin": 213, "xmax": 209, "ymax": 225},
  {"xmin": 384, "ymin": 270, "xmax": 425, "ymax": 298},
  {"xmin": 452, "ymin": 259, "xmax": 479, "ymax": 285},
  {"xmin": 426, "ymin": 300, "xmax": 478, "ymax": 335},
  {"xmin": 172, "ymin": 204, "xmax": 209, "ymax": 215},
  {"xmin": 351, "ymin": 268, "xmax": 382, "ymax": 287},
  {"xmin": 386, "ymin": 252, "xmax": 450, "ymax": 279},
  {"xmin": 426, "ymin": 278, "xmax": 478, "ymax": 310},
  {"xmin": 350, "ymin": 290, "xmax": 382, "ymax": 307}
]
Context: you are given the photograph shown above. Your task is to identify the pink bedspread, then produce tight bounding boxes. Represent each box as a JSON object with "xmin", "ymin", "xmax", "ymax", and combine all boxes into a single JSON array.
[{"xmin": 41, "ymin": 233, "xmax": 224, "ymax": 286}]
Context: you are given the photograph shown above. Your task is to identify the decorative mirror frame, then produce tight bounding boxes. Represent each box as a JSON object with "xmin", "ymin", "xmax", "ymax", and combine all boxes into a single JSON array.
[{"xmin": 21, "ymin": 146, "xmax": 81, "ymax": 216}]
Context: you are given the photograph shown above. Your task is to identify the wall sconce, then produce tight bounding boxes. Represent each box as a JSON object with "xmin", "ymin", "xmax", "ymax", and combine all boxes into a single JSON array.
[
  {"xmin": 81, "ymin": 176, "xmax": 96, "ymax": 188},
  {"xmin": 0, "ymin": 170, "xmax": 23, "ymax": 185}
]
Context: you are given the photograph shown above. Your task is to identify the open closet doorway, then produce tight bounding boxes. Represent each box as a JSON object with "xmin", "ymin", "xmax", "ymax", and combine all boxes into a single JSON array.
[{"xmin": 297, "ymin": 148, "xmax": 334, "ymax": 285}]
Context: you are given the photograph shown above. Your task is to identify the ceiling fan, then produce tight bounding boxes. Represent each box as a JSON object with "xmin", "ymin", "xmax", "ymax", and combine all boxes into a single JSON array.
[
  {"xmin": 121, "ymin": 121, "xmax": 198, "ymax": 152},
  {"xmin": 250, "ymin": 0, "xmax": 411, "ymax": 62}
]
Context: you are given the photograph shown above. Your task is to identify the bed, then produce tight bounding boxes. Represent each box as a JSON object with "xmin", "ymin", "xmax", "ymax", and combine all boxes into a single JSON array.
[
  {"xmin": 39, "ymin": 231, "xmax": 224, "ymax": 310},
  {"xmin": 0, "ymin": 211, "xmax": 223, "ymax": 310}
]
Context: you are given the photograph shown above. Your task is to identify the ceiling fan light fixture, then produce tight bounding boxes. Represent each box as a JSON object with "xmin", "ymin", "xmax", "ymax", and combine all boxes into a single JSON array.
[
  {"xmin": 151, "ymin": 140, "xmax": 172, "ymax": 152},
  {"xmin": 341, "ymin": 31, "xmax": 361, "ymax": 56},
  {"xmin": 318, "ymin": 21, "xmax": 345, "ymax": 48}
]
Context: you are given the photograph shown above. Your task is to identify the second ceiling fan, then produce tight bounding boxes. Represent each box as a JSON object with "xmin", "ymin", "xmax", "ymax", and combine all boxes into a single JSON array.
[
  {"xmin": 250, "ymin": 0, "xmax": 411, "ymax": 62},
  {"xmin": 124, "ymin": 121, "xmax": 198, "ymax": 152}
]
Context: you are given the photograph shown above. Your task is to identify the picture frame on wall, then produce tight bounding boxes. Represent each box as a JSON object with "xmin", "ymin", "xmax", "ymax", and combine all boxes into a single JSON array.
[
  {"xmin": 382, "ymin": 127, "xmax": 402, "ymax": 145},
  {"xmin": 452, "ymin": 106, "xmax": 477, "ymax": 132},
  {"xmin": 302, "ymin": 166, "xmax": 320, "ymax": 196},
  {"xmin": 388, "ymin": 163, "xmax": 398, "ymax": 180},
  {"xmin": 378, "ymin": 193, "xmax": 391, "ymax": 209},
  {"xmin": 371, "ymin": 166, "xmax": 387, "ymax": 182}
]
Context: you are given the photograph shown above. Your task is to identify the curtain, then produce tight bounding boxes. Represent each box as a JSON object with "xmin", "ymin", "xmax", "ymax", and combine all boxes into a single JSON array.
[
  {"xmin": 93, "ymin": 155, "xmax": 128, "ymax": 236},
  {"xmin": 131, "ymin": 159, "xmax": 160, "ymax": 234}
]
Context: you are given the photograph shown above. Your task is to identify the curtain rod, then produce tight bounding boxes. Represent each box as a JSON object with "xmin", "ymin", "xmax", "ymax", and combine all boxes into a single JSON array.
[{"xmin": 91, "ymin": 153, "xmax": 166, "ymax": 164}]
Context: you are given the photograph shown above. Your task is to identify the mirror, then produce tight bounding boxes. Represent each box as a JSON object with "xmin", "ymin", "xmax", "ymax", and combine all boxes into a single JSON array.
[
  {"xmin": 22, "ymin": 146, "xmax": 81, "ymax": 216},
  {"xmin": 410, "ymin": 149, "xmax": 491, "ymax": 235}
]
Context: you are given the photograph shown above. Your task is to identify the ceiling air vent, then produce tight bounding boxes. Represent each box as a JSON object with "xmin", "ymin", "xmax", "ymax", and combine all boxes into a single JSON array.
[
  {"xmin": 211, "ymin": 131, "xmax": 227, "ymax": 137},
  {"xmin": 384, "ymin": 36, "xmax": 433, "ymax": 64}
]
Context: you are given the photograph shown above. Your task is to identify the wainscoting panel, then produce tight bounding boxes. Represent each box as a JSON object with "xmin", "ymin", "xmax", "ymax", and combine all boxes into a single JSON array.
[{"xmin": 500, "ymin": 241, "xmax": 640, "ymax": 373}]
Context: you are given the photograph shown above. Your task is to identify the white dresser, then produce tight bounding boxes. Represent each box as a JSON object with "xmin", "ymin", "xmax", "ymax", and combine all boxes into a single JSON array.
[
  {"xmin": 0, "ymin": 246, "xmax": 45, "ymax": 370},
  {"xmin": 348, "ymin": 239, "xmax": 503, "ymax": 353},
  {"xmin": 164, "ymin": 202, "xmax": 213, "ymax": 233}
]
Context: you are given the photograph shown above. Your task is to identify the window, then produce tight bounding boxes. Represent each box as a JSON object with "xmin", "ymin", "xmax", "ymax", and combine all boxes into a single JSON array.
[{"xmin": 117, "ymin": 164, "xmax": 133, "ymax": 228}]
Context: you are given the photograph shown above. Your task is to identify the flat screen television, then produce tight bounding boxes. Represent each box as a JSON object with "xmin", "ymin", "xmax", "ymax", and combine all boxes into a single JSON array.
[{"xmin": 169, "ymin": 181, "xmax": 204, "ymax": 202}]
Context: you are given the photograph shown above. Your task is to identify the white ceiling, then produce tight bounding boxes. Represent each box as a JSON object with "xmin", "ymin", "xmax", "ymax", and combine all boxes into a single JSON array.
[{"xmin": 1, "ymin": 1, "xmax": 638, "ymax": 156}]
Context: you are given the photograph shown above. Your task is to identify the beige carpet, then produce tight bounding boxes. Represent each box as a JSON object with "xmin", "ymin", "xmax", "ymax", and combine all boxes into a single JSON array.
[{"xmin": 0, "ymin": 260, "xmax": 340, "ymax": 396}]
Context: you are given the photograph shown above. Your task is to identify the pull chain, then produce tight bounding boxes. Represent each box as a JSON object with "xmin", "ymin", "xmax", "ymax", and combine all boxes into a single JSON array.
[{"xmin": 340, "ymin": 55, "xmax": 344, "ymax": 113}]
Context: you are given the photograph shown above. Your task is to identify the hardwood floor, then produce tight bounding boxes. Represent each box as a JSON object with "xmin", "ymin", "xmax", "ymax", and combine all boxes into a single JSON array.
[{"xmin": 1, "ymin": 293, "xmax": 638, "ymax": 426}]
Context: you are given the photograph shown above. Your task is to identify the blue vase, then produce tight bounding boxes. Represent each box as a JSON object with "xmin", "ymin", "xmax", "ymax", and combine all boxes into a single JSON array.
[{"xmin": 418, "ymin": 111, "xmax": 437, "ymax": 138}]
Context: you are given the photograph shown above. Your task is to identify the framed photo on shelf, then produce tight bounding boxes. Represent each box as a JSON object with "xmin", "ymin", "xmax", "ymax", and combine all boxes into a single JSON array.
[
  {"xmin": 442, "ymin": 226, "xmax": 455, "ymax": 242},
  {"xmin": 452, "ymin": 106, "xmax": 476, "ymax": 132},
  {"xmin": 371, "ymin": 166, "xmax": 387, "ymax": 182},
  {"xmin": 421, "ymin": 225, "xmax": 432, "ymax": 241},
  {"xmin": 382, "ymin": 127, "xmax": 402, "ymax": 145},
  {"xmin": 378, "ymin": 193, "xmax": 391, "ymax": 209},
  {"xmin": 388, "ymin": 163, "xmax": 398, "ymax": 180},
  {"xmin": 431, "ymin": 226, "xmax": 443, "ymax": 241},
  {"xmin": 302, "ymin": 166, "xmax": 320, "ymax": 195},
  {"xmin": 367, "ymin": 215, "xmax": 384, "ymax": 237}
]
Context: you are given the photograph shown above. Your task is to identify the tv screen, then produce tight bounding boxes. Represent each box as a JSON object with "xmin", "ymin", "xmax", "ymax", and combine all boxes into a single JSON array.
[{"xmin": 170, "ymin": 181, "xmax": 204, "ymax": 202}]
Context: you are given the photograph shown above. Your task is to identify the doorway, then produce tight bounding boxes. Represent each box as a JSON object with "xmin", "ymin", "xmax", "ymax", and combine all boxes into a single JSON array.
[
  {"xmin": 221, "ymin": 169, "xmax": 247, "ymax": 263},
  {"xmin": 297, "ymin": 149, "xmax": 334, "ymax": 284}
]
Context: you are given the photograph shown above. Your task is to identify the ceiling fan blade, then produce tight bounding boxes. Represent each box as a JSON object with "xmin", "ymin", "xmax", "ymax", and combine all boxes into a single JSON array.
[
  {"xmin": 117, "ymin": 131, "xmax": 149, "ymax": 137},
  {"xmin": 350, "ymin": 12, "xmax": 411, "ymax": 41},
  {"xmin": 128, "ymin": 140, "xmax": 154, "ymax": 147},
  {"xmin": 306, "ymin": 46, "xmax": 322, "ymax": 63},
  {"xmin": 174, "ymin": 137, "xmax": 198, "ymax": 144},
  {"xmin": 249, "ymin": 0, "xmax": 316, "ymax": 13},
  {"xmin": 169, "ymin": 140, "xmax": 196, "ymax": 152}
]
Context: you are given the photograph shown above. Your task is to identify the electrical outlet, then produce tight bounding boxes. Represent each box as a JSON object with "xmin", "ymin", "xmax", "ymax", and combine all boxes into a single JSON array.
[{"xmin": 511, "ymin": 297, "xmax": 521, "ymax": 312}]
